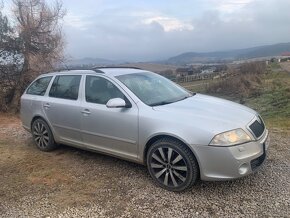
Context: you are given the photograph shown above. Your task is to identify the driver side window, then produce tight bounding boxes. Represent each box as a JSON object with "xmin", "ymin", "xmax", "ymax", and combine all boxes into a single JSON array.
[{"xmin": 85, "ymin": 76, "xmax": 125, "ymax": 104}]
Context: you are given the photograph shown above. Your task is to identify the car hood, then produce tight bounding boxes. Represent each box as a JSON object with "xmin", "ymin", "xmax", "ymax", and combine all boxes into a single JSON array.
[{"xmin": 152, "ymin": 94, "xmax": 257, "ymax": 135}]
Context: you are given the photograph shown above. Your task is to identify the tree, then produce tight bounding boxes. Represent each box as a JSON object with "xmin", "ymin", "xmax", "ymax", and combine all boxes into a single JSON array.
[
  {"xmin": 0, "ymin": 4, "xmax": 22, "ymax": 111},
  {"xmin": 9, "ymin": 0, "xmax": 65, "ymax": 111},
  {"xmin": 0, "ymin": 2, "xmax": 20, "ymax": 64}
]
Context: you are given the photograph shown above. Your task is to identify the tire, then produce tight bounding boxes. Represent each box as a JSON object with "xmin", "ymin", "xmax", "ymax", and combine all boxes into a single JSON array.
[
  {"xmin": 31, "ymin": 118, "xmax": 58, "ymax": 152},
  {"xmin": 147, "ymin": 138, "xmax": 199, "ymax": 192}
]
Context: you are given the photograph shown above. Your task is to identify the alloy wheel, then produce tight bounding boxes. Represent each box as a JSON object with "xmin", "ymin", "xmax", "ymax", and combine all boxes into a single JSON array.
[
  {"xmin": 149, "ymin": 147, "xmax": 188, "ymax": 188},
  {"xmin": 33, "ymin": 121, "xmax": 50, "ymax": 148}
]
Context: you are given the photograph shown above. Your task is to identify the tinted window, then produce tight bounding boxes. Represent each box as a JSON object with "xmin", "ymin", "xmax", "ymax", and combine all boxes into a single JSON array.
[
  {"xmin": 49, "ymin": 75, "xmax": 81, "ymax": 100},
  {"xmin": 27, "ymin": 76, "xmax": 52, "ymax": 96},
  {"xmin": 85, "ymin": 76, "xmax": 125, "ymax": 104}
]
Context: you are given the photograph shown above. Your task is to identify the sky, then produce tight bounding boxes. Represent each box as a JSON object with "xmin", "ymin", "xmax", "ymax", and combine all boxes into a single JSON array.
[{"xmin": 2, "ymin": 0, "xmax": 290, "ymax": 61}]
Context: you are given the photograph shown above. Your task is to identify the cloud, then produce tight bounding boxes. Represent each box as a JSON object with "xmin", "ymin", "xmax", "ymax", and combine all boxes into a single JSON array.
[
  {"xmin": 61, "ymin": 0, "xmax": 290, "ymax": 61},
  {"xmin": 142, "ymin": 16, "xmax": 194, "ymax": 32},
  {"xmin": 213, "ymin": 0, "xmax": 254, "ymax": 13},
  {"xmin": 64, "ymin": 13, "xmax": 92, "ymax": 30}
]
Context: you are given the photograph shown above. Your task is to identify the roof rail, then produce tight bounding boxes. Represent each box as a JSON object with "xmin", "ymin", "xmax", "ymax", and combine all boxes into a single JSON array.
[
  {"xmin": 49, "ymin": 67, "xmax": 92, "ymax": 71},
  {"xmin": 44, "ymin": 67, "xmax": 105, "ymax": 74},
  {"xmin": 92, "ymin": 66, "xmax": 142, "ymax": 70},
  {"xmin": 43, "ymin": 66, "xmax": 142, "ymax": 74}
]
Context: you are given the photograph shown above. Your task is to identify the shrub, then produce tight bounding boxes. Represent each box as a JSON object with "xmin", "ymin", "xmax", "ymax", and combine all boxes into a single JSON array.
[{"xmin": 206, "ymin": 62, "xmax": 265, "ymax": 101}]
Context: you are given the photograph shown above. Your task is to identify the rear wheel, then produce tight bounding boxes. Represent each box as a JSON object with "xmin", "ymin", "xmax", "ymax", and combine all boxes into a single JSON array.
[
  {"xmin": 147, "ymin": 138, "xmax": 199, "ymax": 192},
  {"xmin": 31, "ymin": 119, "xmax": 58, "ymax": 151}
]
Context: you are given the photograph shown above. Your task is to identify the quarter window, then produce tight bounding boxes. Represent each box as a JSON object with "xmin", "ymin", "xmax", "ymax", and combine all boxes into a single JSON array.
[
  {"xmin": 26, "ymin": 76, "xmax": 52, "ymax": 96},
  {"xmin": 49, "ymin": 75, "xmax": 81, "ymax": 100},
  {"xmin": 85, "ymin": 76, "xmax": 125, "ymax": 104}
]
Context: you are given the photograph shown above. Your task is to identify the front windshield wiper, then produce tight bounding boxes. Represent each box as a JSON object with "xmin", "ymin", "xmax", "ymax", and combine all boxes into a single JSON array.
[
  {"xmin": 150, "ymin": 94, "xmax": 194, "ymax": 107},
  {"xmin": 177, "ymin": 95, "xmax": 191, "ymax": 102},
  {"xmin": 150, "ymin": 100, "xmax": 176, "ymax": 107}
]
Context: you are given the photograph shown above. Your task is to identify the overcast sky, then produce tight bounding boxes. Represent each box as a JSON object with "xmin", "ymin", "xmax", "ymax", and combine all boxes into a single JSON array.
[{"xmin": 3, "ymin": 0, "xmax": 290, "ymax": 61}]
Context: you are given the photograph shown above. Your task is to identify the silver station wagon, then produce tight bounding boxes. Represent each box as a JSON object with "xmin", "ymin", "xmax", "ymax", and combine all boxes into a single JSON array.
[{"xmin": 21, "ymin": 67, "xmax": 270, "ymax": 191}]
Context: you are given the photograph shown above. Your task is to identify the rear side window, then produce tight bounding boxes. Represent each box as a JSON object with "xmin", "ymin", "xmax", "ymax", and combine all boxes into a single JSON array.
[
  {"xmin": 26, "ymin": 76, "xmax": 52, "ymax": 96},
  {"xmin": 49, "ymin": 75, "xmax": 81, "ymax": 100}
]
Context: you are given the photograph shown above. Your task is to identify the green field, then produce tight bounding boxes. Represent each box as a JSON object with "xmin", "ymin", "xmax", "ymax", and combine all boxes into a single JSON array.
[{"xmin": 179, "ymin": 63, "xmax": 290, "ymax": 131}]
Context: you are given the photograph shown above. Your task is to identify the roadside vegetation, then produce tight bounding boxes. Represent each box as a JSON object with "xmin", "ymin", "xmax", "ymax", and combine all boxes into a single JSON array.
[{"xmin": 245, "ymin": 68, "xmax": 290, "ymax": 130}]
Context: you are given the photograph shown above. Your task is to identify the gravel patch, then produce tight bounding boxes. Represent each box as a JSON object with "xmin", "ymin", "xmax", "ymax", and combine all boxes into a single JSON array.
[{"xmin": 0, "ymin": 116, "xmax": 289, "ymax": 217}]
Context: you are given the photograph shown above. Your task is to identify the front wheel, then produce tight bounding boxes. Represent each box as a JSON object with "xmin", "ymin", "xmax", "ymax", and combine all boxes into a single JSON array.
[{"xmin": 147, "ymin": 138, "xmax": 199, "ymax": 192}]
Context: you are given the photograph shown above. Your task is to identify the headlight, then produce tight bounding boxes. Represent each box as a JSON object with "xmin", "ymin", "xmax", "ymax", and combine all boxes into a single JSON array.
[{"xmin": 209, "ymin": 128, "xmax": 252, "ymax": 146}]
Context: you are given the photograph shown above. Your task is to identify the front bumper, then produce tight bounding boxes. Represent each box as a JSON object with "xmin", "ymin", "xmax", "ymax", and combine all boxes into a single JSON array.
[{"xmin": 194, "ymin": 129, "xmax": 269, "ymax": 181}]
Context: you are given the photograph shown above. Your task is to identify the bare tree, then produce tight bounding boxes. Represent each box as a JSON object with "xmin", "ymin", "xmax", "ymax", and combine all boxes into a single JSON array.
[{"xmin": 10, "ymin": 0, "xmax": 65, "ymax": 111}]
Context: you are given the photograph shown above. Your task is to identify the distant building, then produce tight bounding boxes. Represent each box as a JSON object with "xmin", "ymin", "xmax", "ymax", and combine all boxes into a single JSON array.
[
  {"xmin": 201, "ymin": 67, "xmax": 215, "ymax": 74},
  {"xmin": 281, "ymin": 52, "xmax": 290, "ymax": 56},
  {"xmin": 176, "ymin": 66, "xmax": 199, "ymax": 76},
  {"xmin": 176, "ymin": 68, "xmax": 188, "ymax": 77},
  {"xmin": 280, "ymin": 57, "xmax": 290, "ymax": 62},
  {"xmin": 270, "ymin": 58, "xmax": 278, "ymax": 63}
]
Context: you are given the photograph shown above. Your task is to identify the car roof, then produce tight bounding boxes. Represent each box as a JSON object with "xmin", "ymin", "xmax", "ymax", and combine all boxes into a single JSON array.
[
  {"xmin": 97, "ymin": 68, "xmax": 149, "ymax": 76},
  {"xmin": 42, "ymin": 67, "xmax": 150, "ymax": 77}
]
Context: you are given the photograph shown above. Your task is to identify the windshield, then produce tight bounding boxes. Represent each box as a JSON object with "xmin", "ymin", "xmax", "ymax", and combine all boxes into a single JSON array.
[{"xmin": 116, "ymin": 72, "xmax": 192, "ymax": 106}]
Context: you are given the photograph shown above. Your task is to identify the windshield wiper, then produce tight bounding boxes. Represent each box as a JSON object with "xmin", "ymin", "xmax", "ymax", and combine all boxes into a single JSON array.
[
  {"xmin": 151, "ymin": 94, "xmax": 193, "ymax": 107},
  {"xmin": 176, "ymin": 95, "xmax": 190, "ymax": 102},
  {"xmin": 150, "ymin": 100, "xmax": 175, "ymax": 106}
]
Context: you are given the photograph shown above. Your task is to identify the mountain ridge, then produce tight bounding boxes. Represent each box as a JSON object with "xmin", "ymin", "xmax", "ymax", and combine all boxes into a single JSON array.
[
  {"xmin": 65, "ymin": 42, "xmax": 290, "ymax": 66},
  {"xmin": 166, "ymin": 42, "xmax": 290, "ymax": 64}
]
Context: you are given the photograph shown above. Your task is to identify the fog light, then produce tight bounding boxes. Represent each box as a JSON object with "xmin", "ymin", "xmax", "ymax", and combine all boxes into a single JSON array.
[{"xmin": 239, "ymin": 163, "xmax": 249, "ymax": 175}]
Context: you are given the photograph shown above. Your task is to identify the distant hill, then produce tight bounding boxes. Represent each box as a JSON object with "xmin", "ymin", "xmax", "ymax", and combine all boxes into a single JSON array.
[
  {"xmin": 166, "ymin": 42, "xmax": 290, "ymax": 65},
  {"xmin": 64, "ymin": 42, "xmax": 290, "ymax": 67}
]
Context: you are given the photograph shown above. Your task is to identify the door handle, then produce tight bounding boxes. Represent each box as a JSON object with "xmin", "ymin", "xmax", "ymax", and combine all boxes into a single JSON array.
[
  {"xmin": 43, "ymin": 103, "xmax": 51, "ymax": 109},
  {"xmin": 81, "ymin": 109, "xmax": 91, "ymax": 115}
]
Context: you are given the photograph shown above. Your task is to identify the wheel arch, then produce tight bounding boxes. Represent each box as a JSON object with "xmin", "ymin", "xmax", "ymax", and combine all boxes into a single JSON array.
[
  {"xmin": 31, "ymin": 115, "xmax": 57, "ymax": 142},
  {"xmin": 143, "ymin": 134, "xmax": 200, "ymax": 171},
  {"xmin": 31, "ymin": 115, "xmax": 47, "ymax": 130}
]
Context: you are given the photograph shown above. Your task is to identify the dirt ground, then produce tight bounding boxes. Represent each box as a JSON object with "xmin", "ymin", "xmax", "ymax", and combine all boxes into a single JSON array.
[{"xmin": 0, "ymin": 114, "xmax": 289, "ymax": 217}]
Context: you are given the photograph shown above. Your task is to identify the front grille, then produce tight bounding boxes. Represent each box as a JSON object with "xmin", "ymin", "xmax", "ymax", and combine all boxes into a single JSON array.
[
  {"xmin": 250, "ymin": 144, "xmax": 266, "ymax": 171},
  {"xmin": 249, "ymin": 116, "xmax": 265, "ymax": 138}
]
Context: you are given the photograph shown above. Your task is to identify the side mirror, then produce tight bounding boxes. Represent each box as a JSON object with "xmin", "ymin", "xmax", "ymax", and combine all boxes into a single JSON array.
[{"xmin": 106, "ymin": 98, "xmax": 126, "ymax": 108}]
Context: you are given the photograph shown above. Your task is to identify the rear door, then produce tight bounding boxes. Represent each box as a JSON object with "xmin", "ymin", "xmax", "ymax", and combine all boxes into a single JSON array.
[
  {"xmin": 21, "ymin": 76, "xmax": 53, "ymax": 129},
  {"xmin": 43, "ymin": 74, "xmax": 83, "ymax": 144},
  {"xmin": 81, "ymin": 75, "xmax": 139, "ymax": 160}
]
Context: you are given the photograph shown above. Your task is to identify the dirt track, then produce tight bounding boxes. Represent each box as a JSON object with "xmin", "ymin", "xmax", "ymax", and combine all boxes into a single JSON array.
[{"xmin": 0, "ymin": 114, "xmax": 289, "ymax": 217}]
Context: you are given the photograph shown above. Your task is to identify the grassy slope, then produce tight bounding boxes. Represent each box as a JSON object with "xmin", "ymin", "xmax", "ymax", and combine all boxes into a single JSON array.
[
  {"xmin": 180, "ymin": 63, "xmax": 290, "ymax": 131},
  {"xmin": 245, "ymin": 67, "xmax": 290, "ymax": 130}
]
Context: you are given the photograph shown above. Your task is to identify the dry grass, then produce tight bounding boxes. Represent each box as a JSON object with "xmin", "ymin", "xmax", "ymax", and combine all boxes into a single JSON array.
[
  {"xmin": 206, "ymin": 74, "xmax": 263, "ymax": 99},
  {"xmin": 121, "ymin": 63, "xmax": 178, "ymax": 73},
  {"xmin": 0, "ymin": 115, "xmax": 136, "ymax": 211},
  {"xmin": 280, "ymin": 62, "xmax": 290, "ymax": 72}
]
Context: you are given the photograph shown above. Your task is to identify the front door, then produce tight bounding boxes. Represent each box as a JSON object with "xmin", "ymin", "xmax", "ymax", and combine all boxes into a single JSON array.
[{"xmin": 81, "ymin": 75, "xmax": 138, "ymax": 160}]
